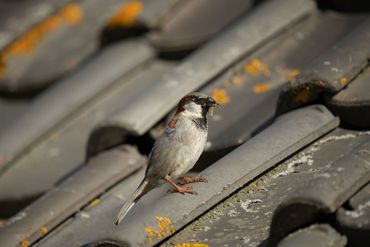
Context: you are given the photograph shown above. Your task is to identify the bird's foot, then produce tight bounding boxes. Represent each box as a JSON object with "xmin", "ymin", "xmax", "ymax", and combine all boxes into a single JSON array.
[
  {"xmin": 164, "ymin": 177, "xmax": 198, "ymax": 195},
  {"xmin": 178, "ymin": 176, "xmax": 208, "ymax": 185},
  {"xmin": 167, "ymin": 185, "xmax": 198, "ymax": 195}
]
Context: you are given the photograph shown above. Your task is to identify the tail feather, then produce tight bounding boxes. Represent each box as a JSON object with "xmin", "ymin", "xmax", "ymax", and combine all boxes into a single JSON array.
[{"xmin": 115, "ymin": 179, "xmax": 149, "ymax": 225}]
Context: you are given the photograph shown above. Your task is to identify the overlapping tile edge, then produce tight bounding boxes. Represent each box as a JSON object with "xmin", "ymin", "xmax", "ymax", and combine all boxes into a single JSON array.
[
  {"xmin": 0, "ymin": 40, "xmax": 154, "ymax": 171},
  {"xmin": 34, "ymin": 105, "xmax": 338, "ymax": 246},
  {"xmin": 106, "ymin": 0, "xmax": 315, "ymax": 136},
  {"xmin": 278, "ymin": 17, "xmax": 370, "ymax": 113},
  {"xmin": 0, "ymin": 145, "xmax": 146, "ymax": 247}
]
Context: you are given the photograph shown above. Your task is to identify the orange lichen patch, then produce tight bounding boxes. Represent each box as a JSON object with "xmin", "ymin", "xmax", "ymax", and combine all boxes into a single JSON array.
[
  {"xmin": 340, "ymin": 76, "xmax": 348, "ymax": 86},
  {"xmin": 107, "ymin": 1, "xmax": 143, "ymax": 28},
  {"xmin": 89, "ymin": 198, "xmax": 101, "ymax": 206},
  {"xmin": 59, "ymin": 3, "xmax": 82, "ymax": 24},
  {"xmin": 39, "ymin": 226, "xmax": 49, "ymax": 234},
  {"xmin": 212, "ymin": 88, "xmax": 230, "ymax": 105},
  {"xmin": 0, "ymin": 3, "xmax": 82, "ymax": 76},
  {"xmin": 253, "ymin": 83, "xmax": 271, "ymax": 94},
  {"xmin": 145, "ymin": 216, "xmax": 175, "ymax": 244},
  {"xmin": 0, "ymin": 219, "xmax": 5, "ymax": 227},
  {"xmin": 2, "ymin": 16, "xmax": 59, "ymax": 55},
  {"xmin": 244, "ymin": 58, "xmax": 270, "ymax": 77},
  {"xmin": 294, "ymin": 88, "xmax": 310, "ymax": 104},
  {"xmin": 286, "ymin": 69, "xmax": 300, "ymax": 79},
  {"xmin": 230, "ymin": 75, "xmax": 245, "ymax": 86},
  {"xmin": 175, "ymin": 243, "xmax": 209, "ymax": 247},
  {"xmin": 20, "ymin": 240, "xmax": 30, "ymax": 247}
]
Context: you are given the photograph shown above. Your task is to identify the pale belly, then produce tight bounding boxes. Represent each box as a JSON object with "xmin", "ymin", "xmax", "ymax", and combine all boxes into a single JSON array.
[
  {"xmin": 147, "ymin": 118, "xmax": 207, "ymax": 180},
  {"xmin": 165, "ymin": 141, "xmax": 204, "ymax": 179}
]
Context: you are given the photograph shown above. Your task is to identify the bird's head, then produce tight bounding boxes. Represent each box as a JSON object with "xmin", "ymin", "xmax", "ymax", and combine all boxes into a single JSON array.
[{"xmin": 176, "ymin": 92, "xmax": 218, "ymax": 118}]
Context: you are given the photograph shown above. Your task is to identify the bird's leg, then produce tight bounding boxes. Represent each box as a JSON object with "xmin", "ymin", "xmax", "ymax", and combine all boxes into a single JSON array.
[
  {"xmin": 178, "ymin": 176, "xmax": 208, "ymax": 185},
  {"xmin": 164, "ymin": 177, "xmax": 197, "ymax": 195}
]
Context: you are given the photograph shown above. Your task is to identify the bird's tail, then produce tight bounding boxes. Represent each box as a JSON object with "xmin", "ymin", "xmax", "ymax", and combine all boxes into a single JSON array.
[{"xmin": 115, "ymin": 179, "xmax": 149, "ymax": 225}]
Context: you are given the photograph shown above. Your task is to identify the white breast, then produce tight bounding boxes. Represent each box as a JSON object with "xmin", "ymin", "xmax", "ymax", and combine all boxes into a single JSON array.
[{"xmin": 147, "ymin": 115, "xmax": 207, "ymax": 180}]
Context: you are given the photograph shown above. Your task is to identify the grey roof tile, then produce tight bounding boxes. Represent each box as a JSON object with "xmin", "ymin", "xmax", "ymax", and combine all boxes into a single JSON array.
[
  {"xmin": 328, "ymin": 67, "xmax": 370, "ymax": 128},
  {"xmin": 336, "ymin": 182, "xmax": 370, "ymax": 246},
  {"xmin": 346, "ymin": 182, "xmax": 370, "ymax": 209},
  {"xmin": 86, "ymin": 60, "xmax": 180, "ymax": 158},
  {"xmin": 0, "ymin": 0, "xmax": 131, "ymax": 93},
  {"xmin": 0, "ymin": 40, "xmax": 154, "ymax": 202},
  {"xmin": 0, "ymin": 145, "xmax": 145, "ymax": 247},
  {"xmin": 198, "ymin": 10, "xmax": 366, "ymax": 154},
  {"xmin": 277, "ymin": 224, "xmax": 347, "ymax": 247},
  {"xmin": 34, "ymin": 105, "xmax": 337, "ymax": 246},
  {"xmin": 267, "ymin": 131, "xmax": 370, "ymax": 245},
  {"xmin": 277, "ymin": 17, "xmax": 370, "ymax": 113},
  {"xmin": 0, "ymin": 0, "xmax": 315, "ymax": 203},
  {"xmin": 167, "ymin": 128, "xmax": 369, "ymax": 246},
  {"xmin": 147, "ymin": 0, "xmax": 255, "ymax": 52},
  {"xmin": 0, "ymin": 0, "xmax": 70, "ymax": 50},
  {"xmin": 136, "ymin": 0, "xmax": 182, "ymax": 28},
  {"xmin": 0, "ymin": 98, "xmax": 29, "ymax": 129},
  {"xmin": 1, "ymin": 0, "xmax": 369, "ymax": 245},
  {"xmin": 97, "ymin": 0, "xmax": 316, "ymax": 138}
]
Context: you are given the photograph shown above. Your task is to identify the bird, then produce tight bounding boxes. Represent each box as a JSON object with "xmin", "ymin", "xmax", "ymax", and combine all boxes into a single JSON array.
[{"xmin": 115, "ymin": 92, "xmax": 218, "ymax": 225}]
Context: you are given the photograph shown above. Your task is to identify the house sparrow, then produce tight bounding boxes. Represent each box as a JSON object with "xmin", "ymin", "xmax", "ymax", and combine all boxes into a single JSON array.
[{"xmin": 115, "ymin": 92, "xmax": 218, "ymax": 225}]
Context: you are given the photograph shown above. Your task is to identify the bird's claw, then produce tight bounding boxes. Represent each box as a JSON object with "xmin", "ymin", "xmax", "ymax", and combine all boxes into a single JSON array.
[
  {"xmin": 167, "ymin": 185, "xmax": 198, "ymax": 195},
  {"xmin": 178, "ymin": 176, "xmax": 208, "ymax": 185}
]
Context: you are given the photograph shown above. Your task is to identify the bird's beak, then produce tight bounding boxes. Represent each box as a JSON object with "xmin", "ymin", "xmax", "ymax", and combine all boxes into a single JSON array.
[
  {"xmin": 206, "ymin": 97, "xmax": 218, "ymax": 107},
  {"xmin": 206, "ymin": 97, "xmax": 218, "ymax": 116}
]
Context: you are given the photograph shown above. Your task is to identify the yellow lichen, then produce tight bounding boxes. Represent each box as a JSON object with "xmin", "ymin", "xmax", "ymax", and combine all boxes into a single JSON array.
[
  {"xmin": 294, "ymin": 89, "xmax": 310, "ymax": 103},
  {"xmin": 244, "ymin": 58, "xmax": 270, "ymax": 77},
  {"xmin": 20, "ymin": 240, "xmax": 30, "ymax": 247},
  {"xmin": 175, "ymin": 243, "xmax": 209, "ymax": 247},
  {"xmin": 230, "ymin": 75, "xmax": 244, "ymax": 86},
  {"xmin": 286, "ymin": 69, "xmax": 300, "ymax": 79},
  {"xmin": 253, "ymin": 83, "xmax": 271, "ymax": 94},
  {"xmin": 59, "ymin": 3, "xmax": 82, "ymax": 24},
  {"xmin": 340, "ymin": 76, "xmax": 347, "ymax": 86},
  {"xmin": 39, "ymin": 226, "xmax": 49, "ymax": 234},
  {"xmin": 107, "ymin": 1, "xmax": 143, "ymax": 27},
  {"xmin": 0, "ymin": 3, "xmax": 82, "ymax": 76},
  {"xmin": 89, "ymin": 198, "xmax": 101, "ymax": 206},
  {"xmin": 145, "ymin": 216, "xmax": 175, "ymax": 244},
  {"xmin": 0, "ymin": 219, "xmax": 5, "ymax": 227},
  {"xmin": 211, "ymin": 88, "xmax": 230, "ymax": 105}
]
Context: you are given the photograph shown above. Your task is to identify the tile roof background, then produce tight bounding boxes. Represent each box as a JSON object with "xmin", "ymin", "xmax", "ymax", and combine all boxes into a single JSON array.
[{"xmin": 0, "ymin": 0, "xmax": 369, "ymax": 246}]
